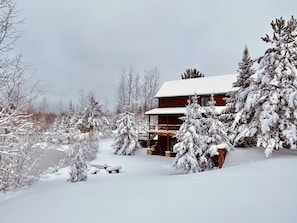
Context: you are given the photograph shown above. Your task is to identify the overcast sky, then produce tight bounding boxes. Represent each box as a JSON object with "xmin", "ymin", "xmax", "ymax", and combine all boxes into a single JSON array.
[{"xmin": 16, "ymin": 0, "xmax": 297, "ymax": 111}]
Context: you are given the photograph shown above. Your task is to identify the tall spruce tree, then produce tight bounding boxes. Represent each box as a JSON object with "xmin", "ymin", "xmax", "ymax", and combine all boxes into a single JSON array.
[
  {"xmin": 232, "ymin": 46, "xmax": 256, "ymax": 146},
  {"xmin": 234, "ymin": 46, "xmax": 256, "ymax": 112},
  {"xmin": 201, "ymin": 95, "xmax": 233, "ymax": 170},
  {"xmin": 237, "ymin": 16, "xmax": 297, "ymax": 156},
  {"xmin": 173, "ymin": 95, "xmax": 232, "ymax": 173},
  {"xmin": 173, "ymin": 95, "xmax": 204, "ymax": 173},
  {"xmin": 75, "ymin": 95, "xmax": 111, "ymax": 160},
  {"xmin": 112, "ymin": 109, "xmax": 140, "ymax": 155}
]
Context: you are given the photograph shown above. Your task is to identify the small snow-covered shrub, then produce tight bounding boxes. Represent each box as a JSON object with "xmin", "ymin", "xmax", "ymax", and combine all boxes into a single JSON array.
[{"xmin": 69, "ymin": 149, "xmax": 88, "ymax": 183}]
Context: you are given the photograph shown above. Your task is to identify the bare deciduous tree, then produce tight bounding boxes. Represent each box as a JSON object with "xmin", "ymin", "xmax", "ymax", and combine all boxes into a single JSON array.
[
  {"xmin": 142, "ymin": 68, "xmax": 160, "ymax": 111},
  {"xmin": 77, "ymin": 89, "xmax": 88, "ymax": 112},
  {"xmin": 116, "ymin": 68, "xmax": 141, "ymax": 113},
  {"xmin": 0, "ymin": 0, "xmax": 22, "ymax": 52},
  {"xmin": 56, "ymin": 96, "xmax": 65, "ymax": 115},
  {"xmin": 116, "ymin": 72, "xmax": 127, "ymax": 113},
  {"xmin": 0, "ymin": 55, "xmax": 41, "ymax": 110},
  {"xmin": 0, "ymin": 0, "xmax": 43, "ymax": 191},
  {"xmin": 0, "ymin": 0, "xmax": 41, "ymax": 111},
  {"xmin": 116, "ymin": 67, "xmax": 160, "ymax": 114}
]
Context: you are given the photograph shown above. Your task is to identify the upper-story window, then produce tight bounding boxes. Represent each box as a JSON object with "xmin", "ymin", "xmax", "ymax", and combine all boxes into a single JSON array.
[{"xmin": 201, "ymin": 96, "xmax": 209, "ymax": 106}]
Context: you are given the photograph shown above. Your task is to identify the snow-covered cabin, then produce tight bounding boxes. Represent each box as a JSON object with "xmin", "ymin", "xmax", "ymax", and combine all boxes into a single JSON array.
[{"xmin": 145, "ymin": 74, "xmax": 237, "ymax": 156}]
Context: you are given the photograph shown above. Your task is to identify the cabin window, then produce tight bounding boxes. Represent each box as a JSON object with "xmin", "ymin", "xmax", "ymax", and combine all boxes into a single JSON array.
[{"xmin": 201, "ymin": 96, "xmax": 209, "ymax": 106}]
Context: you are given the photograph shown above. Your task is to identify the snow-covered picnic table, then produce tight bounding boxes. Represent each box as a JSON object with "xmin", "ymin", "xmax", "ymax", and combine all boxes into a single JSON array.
[{"xmin": 89, "ymin": 163, "xmax": 122, "ymax": 174}]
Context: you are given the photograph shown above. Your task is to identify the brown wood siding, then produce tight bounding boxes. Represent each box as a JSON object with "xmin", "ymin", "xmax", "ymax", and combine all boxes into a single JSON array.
[
  {"xmin": 159, "ymin": 96, "xmax": 189, "ymax": 108},
  {"xmin": 158, "ymin": 94, "xmax": 226, "ymax": 107},
  {"xmin": 213, "ymin": 95, "xmax": 226, "ymax": 106}
]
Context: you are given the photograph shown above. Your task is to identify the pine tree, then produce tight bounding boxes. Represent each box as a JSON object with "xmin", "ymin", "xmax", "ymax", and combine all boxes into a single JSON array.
[
  {"xmin": 173, "ymin": 96, "xmax": 204, "ymax": 173},
  {"xmin": 181, "ymin": 68, "xmax": 205, "ymax": 79},
  {"xmin": 112, "ymin": 109, "xmax": 140, "ymax": 155},
  {"xmin": 201, "ymin": 95, "xmax": 233, "ymax": 170},
  {"xmin": 174, "ymin": 95, "xmax": 232, "ymax": 173},
  {"xmin": 234, "ymin": 46, "xmax": 256, "ymax": 112},
  {"xmin": 239, "ymin": 16, "xmax": 297, "ymax": 156},
  {"xmin": 231, "ymin": 46, "xmax": 256, "ymax": 146},
  {"xmin": 51, "ymin": 103, "xmax": 98, "ymax": 163},
  {"xmin": 75, "ymin": 95, "xmax": 111, "ymax": 160},
  {"xmin": 69, "ymin": 148, "xmax": 88, "ymax": 182},
  {"xmin": 76, "ymin": 95, "xmax": 111, "ymax": 136},
  {"xmin": 219, "ymin": 90, "xmax": 238, "ymax": 143},
  {"xmin": 50, "ymin": 113, "xmax": 74, "ymax": 144}
]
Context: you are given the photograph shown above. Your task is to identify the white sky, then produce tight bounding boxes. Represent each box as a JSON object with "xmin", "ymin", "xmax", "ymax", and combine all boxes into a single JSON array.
[{"xmin": 15, "ymin": 0, "xmax": 297, "ymax": 111}]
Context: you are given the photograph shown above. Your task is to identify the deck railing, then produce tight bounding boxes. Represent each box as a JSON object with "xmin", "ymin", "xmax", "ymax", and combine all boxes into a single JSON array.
[{"xmin": 149, "ymin": 124, "xmax": 181, "ymax": 131}]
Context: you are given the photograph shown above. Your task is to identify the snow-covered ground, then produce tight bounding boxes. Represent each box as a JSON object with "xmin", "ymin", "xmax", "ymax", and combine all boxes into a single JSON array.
[{"xmin": 0, "ymin": 138, "xmax": 297, "ymax": 223}]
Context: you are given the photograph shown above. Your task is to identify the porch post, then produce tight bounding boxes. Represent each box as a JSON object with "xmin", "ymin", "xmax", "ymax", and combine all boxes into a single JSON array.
[
  {"xmin": 167, "ymin": 134, "xmax": 170, "ymax": 151},
  {"xmin": 148, "ymin": 115, "xmax": 151, "ymax": 147}
]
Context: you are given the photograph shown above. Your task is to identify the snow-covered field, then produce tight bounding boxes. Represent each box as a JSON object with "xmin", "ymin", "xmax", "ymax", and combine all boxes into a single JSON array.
[{"xmin": 0, "ymin": 138, "xmax": 297, "ymax": 223}]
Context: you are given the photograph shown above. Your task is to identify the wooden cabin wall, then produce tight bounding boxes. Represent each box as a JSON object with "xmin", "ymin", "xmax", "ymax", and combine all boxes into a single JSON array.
[
  {"xmin": 159, "ymin": 97, "xmax": 188, "ymax": 108},
  {"xmin": 211, "ymin": 95, "xmax": 226, "ymax": 106},
  {"xmin": 158, "ymin": 94, "xmax": 226, "ymax": 107}
]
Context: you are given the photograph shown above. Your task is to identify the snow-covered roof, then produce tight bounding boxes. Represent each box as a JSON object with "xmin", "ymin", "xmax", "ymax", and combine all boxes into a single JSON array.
[
  {"xmin": 145, "ymin": 107, "xmax": 186, "ymax": 115},
  {"xmin": 145, "ymin": 106, "xmax": 226, "ymax": 115},
  {"xmin": 155, "ymin": 74, "xmax": 237, "ymax": 98}
]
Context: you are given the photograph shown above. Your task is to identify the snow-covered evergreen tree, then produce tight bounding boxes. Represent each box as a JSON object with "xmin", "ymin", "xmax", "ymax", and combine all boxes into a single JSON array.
[
  {"xmin": 69, "ymin": 148, "xmax": 88, "ymax": 182},
  {"xmin": 201, "ymin": 95, "xmax": 233, "ymax": 170},
  {"xmin": 231, "ymin": 46, "xmax": 257, "ymax": 146},
  {"xmin": 50, "ymin": 95, "xmax": 111, "ymax": 163},
  {"xmin": 219, "ymin": 90, "xmax": 236, "ymax": 125},
  {"xmin": 173, "ymin": 95, "xmax": 204, "ymax": 173},
  {"xmin": 76, "ymin": 95, "xmax": 111, "ymax": 137},
  {"xmin": 234, "ymin": 46, "xmax": 256, "ymax": 111},
  {"xmin": 50, "ymin": 102, "xmax": 99, "ymax": 164},
  {"xmin": 50, "ymin": 113, "xmax": 74, "ymax": 145},
  {"xmin": 75, "ymin": 95, "xmax": 111, "ymax": 159},
  {"xmin": 174, "ymin": 95, "xmax": 232, "ymax": 173},
  {"xmin": 227, "ymin": 46, "xmax": 255, "ymax": 117},
  {"xmin": 238, "ymin": 16, "xmax": 297, "ymax": 156},
  {"xmin": 112, "ymin": 109, "xmax": 140, "ymax": 155}
]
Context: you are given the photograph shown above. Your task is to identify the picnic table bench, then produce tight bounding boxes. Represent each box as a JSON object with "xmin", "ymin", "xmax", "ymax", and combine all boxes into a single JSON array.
[
  {"xmin": 89, "ymin": 163, "xmax": 122, "ymax": 174},
  {"xmin": 106, "ymin": 166, "xmax": 122, "ymax": 174},
  {"xmin": 90, "ymin": 163, "xmax": 110, "ymax": 169}
]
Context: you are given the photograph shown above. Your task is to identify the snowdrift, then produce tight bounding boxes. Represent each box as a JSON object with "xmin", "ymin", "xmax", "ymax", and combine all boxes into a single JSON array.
[{"xmin": 0, "ymin": 138, "xmax": 297, "ymax": 223}]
